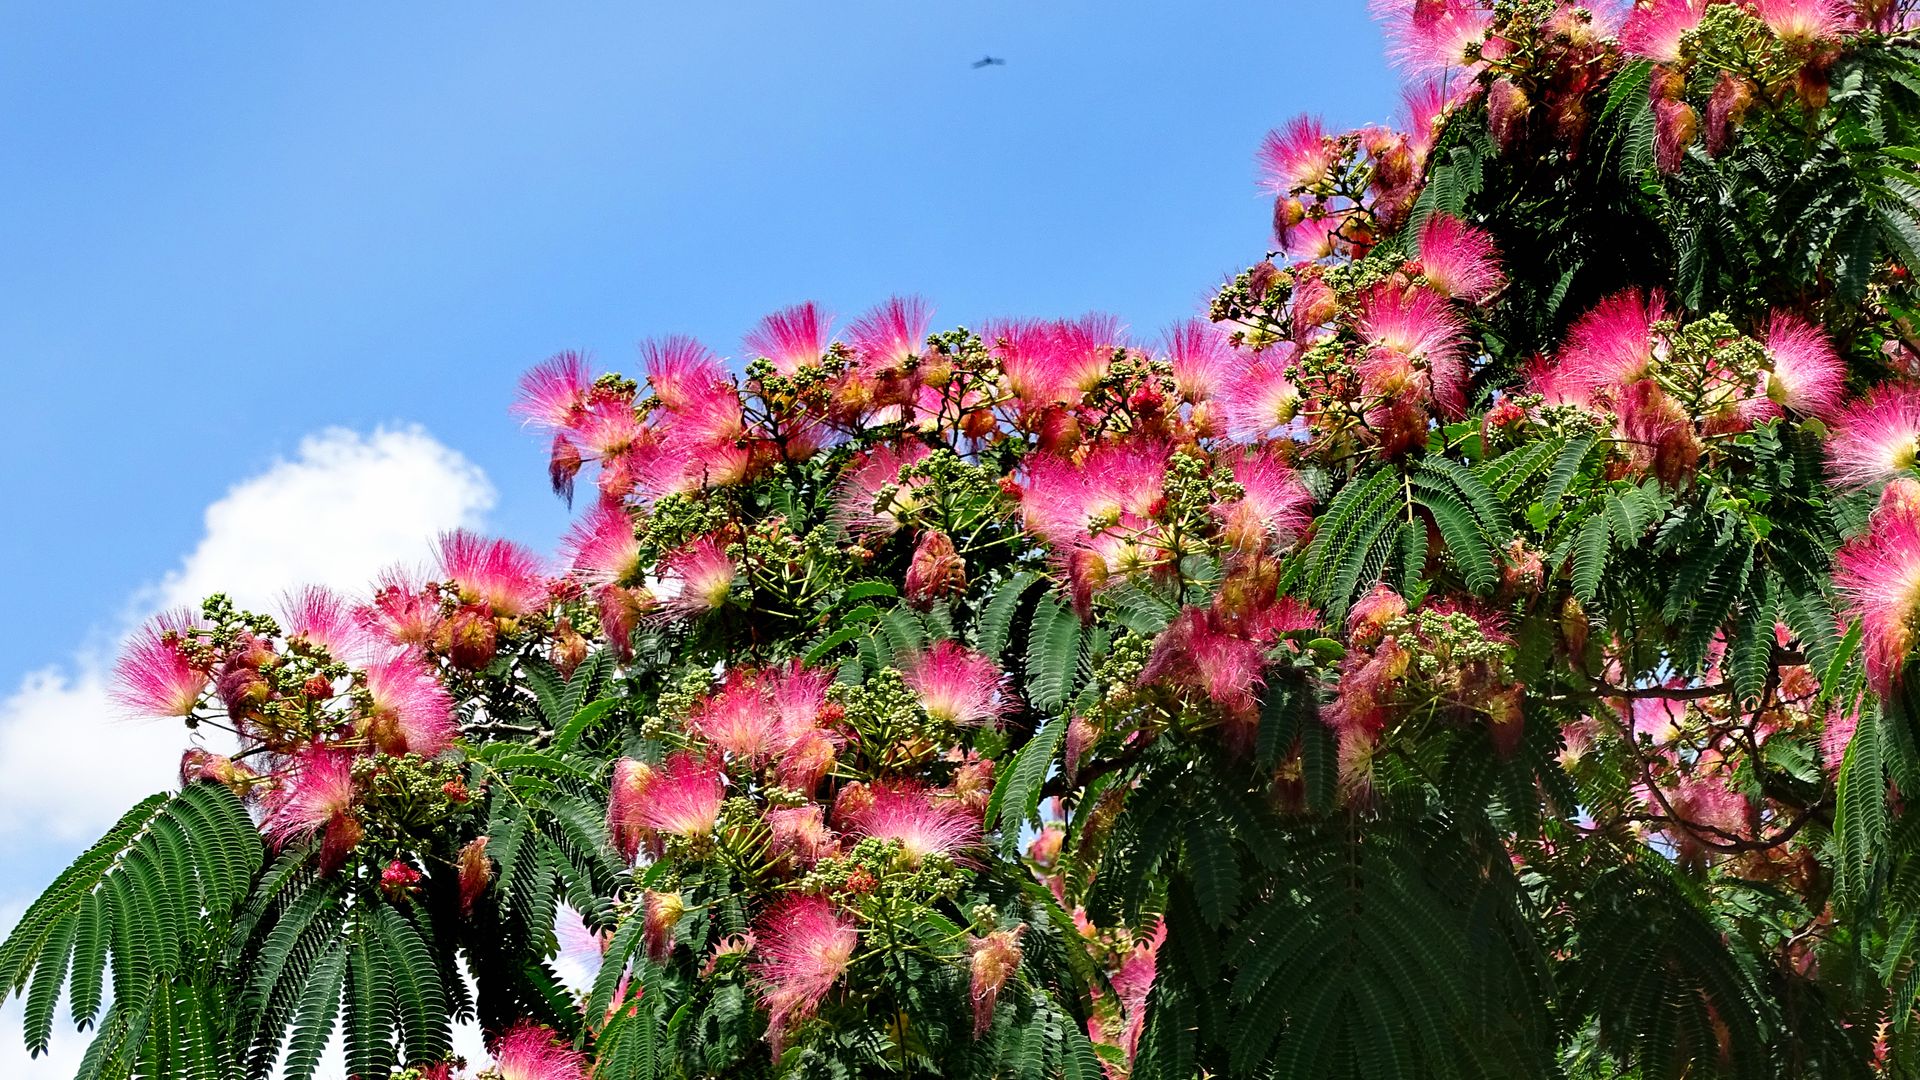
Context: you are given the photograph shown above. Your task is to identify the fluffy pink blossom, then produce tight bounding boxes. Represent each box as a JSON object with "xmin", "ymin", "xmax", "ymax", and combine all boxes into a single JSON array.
[
  {"xmin": 1357, "ymin": 283, "xmax": 1469, "ymax": 417},
  {"xmin": 1620, "ymin": 0, "xmax": 1709, "ymax": 62},
  {"xmin": 1278, "ymin": 213, "xmax": 1345, "ymax": 262},
  {"xmin": 358, "ymin": 566, "xmax": 443, "ymax": 653},
  {"xmin": 437, "ymin": 531, "xmax": 549, "ymax": 618},
  {"xmin": 607, "ymin": 758, "xmax": 656, "ymax": 862},
  {"xmin": 753, "ymin": 894, "xmax": 858, "ymax": 1049},
  {"xmin": 1415, "ymin": 213, "xmax": 1505, "ymax": 303},
  {"xmin": 1217, "ymin": 351, "xmax": 1303, "ymax": 441},
  {"xmin": 608, "ymin": 752, "xmax": 725, "ymax": 859},
  {"xmin": 1017, "ymin": 439, "xmax": 1170, "ymax": 550},
  {"xmin": 1400, "ymin": 81, "xmax": 1462, "ymax": 161},
  {"xmin": 362, "ymin": 656, "xmax": 457, "ymax": 757},
  {"xmin": 848, "ymin": 296, "xmax": 932, "ymax": 374},
  {"xmin": 492, "ymin": 1020, "xmax": 589, "ymax": 1080},
  {"xmin": 968, "ymin": 928, "xmax": 1025, "ymax": 1038},
  {"xmin": 903, "ymin": 642, "xmax": 1012, "ymax": 727},
  {"xmin": 764, "ymin": 804, "xmax": 838, "ymax": 868},
  {"xmin": 1373, "ymin": 0, "xmax": 1494, "ymax": 75},
  {"xmin": 745, "ymin": 301, "xmax": 833, "ymax": 376},
  {"xmin": 989, "ymin": 315, "xmax": 1124, "ymax": 405},
  {"xmin": 1750, "ymin": 0, "xmax": 1858, "ymax": 41},
  {"xmin": 655, "ymin": 534, "xmax": 736, "ymax": 618},
  {"xmin": 848, "ymin": 784, "xmax": 982, "ymax": 866},
  {"xmin": 1558, "ymin": 288, "xmax": 1666, "ymax": 402},
  {"xmin": 835, "ymin": 442, "xmax": 932, "ymax": 535},
  {"xmin": 1759, "ymin": 311, "xmax": 1846, "ymax": 419},
  {"xmin": 1835, "ymin": 491, "xmax": 1920, "ymax": 692},
  {"xmin": 641, "ymin": 335, "xmax": 730, "ymax": 414},
  {"xmin": 281, "ymin": 585, "xmax": 373, "ymax": 665},
  {"xmin": 113, "ymin": 610, "xmax": 208, "ymax": 719},
  {"xmin": 687, "ymin": 669, "xmax": 791, "ymax": 762},
  {"xmin": 511, "ymin": 350, "xmax": 593, "ymax": 430},
  {"xmin": 1140, "ymin": 607, "xmax": 1270, "ymax": 726},
  {"xmin": 1216, "ymin": 450, "xmax": 1312, "ymax": 550},
  {"xmin": 260, "ymin": 748, "xmax": 362, "ymax": 869},
  {"xmin": 1164, "ymin": 319, "xmax": 1237, "ymax": 402},
  {"xmin": 1828, "ymin": 382, "xmax": 1920, "ymax": 487},
  {"xmin": 1256, "ymin": 115, "xmax": 1336, "ymax": 193},
  {"xmin": 563, "ymin": 500, "xmax": 643, "ymax": 587}
]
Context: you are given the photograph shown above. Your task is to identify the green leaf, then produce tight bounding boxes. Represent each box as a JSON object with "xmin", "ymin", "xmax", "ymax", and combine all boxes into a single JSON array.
[
  {"xmin": 1837, "ymin": 705, "xmax": 1889, "ymax": 906},
  {"xmin": 1023, "ymin": 596, "xmax": 1082, "ymax": 713},
  {"xmin": 988, "ymin": 715, "xmax": 1067, "ymax": 851},
  {"xmin": 1569, "ymin": 511, "xmax": 1612, "ymax": 604}
]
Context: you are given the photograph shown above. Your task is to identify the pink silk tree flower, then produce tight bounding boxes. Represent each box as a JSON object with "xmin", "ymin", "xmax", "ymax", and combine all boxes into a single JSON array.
[
  {"xmin": 1215, "ymin": 449, "xmax": 1313, "ymax": 551},
  {"xmin": 753, "ymin": 894, "xmax": 858, "ymax": 1052},
  {"xmin": 834, "ymin": 442, "xmax": 932, "ymax": 535},
  {"xmin": 1760, "ymin": 311, "xmax": 1846, "ymax": 419},
  {"xmin": 357, "ymin": 565, "xmax": 444, "ymax": 653},
  {"xmin": 113, "ymin": 609, "xmax": 208, "ymax": 719},
  {"xmin": 1751, "ymin": 0, "xmax": 1858, "ymax": 42},
  {"xmin": 361, "ymin": 656, "xmax": 456, "ymax": 758},
  {"xmin": 511, "ymin": 350, "xmax": 593, "ymax": 431},
  {"xmin": 457, "ymin": 836, "xmax": 492, "ymax": 916},
  {"xmin": 1372, "ymin": 0, "xmax": 1493, "ymax": 76},
  {"xmin": 847, "ymin": 783, "xmax": 982, "ymax": 867},
  {"xmin": 1217, "ymin": 351, "xmax": 1303, "ymax": 442},
  {"xmin": 652, "ymin": 533, "xmax": 735, "ymax": 620},
  {"xmin": 280, "ymin": 585, "xmax": 372, "ymax": 665},
  {"xmin": 1558, "ymin": 288, "xmax": 1667, "ymax": 402},
  {"xmin": 902, "ymin": 641, "xmax": 1012, "ymax": 728},
  {"xmin": 847, "ymin": 295, "xmax": 933, "ymax": 375},
  {"xmin": 640, "ymin": 335, "xmax": 730, "ymax": 415},
  {"xmin": 1620, "ymin": 0, "xmax": 1709, "ymax": 62},
  {"xmin": 1356, "ymin": 283, "xmax": 1470, "ymax": 417},
  {"xmin": 563, "ymin": 499, "xmax": 643, "ymax": 588},
  {"xmin": 1828, "ymin": 382, "xmax": 1920, "ymax": 487},
  {"xmin": 1163, "ymin": 318, "xmax": 1237, "ymax": 403},
  {"xmin": 1278, "ymin": 213, "xmax": 1345, "ymax": 263},
  {"xmin": 641, "ymin": 889, "xmax": 687, "ymax": 964},
  {"xmin": 744, "ymin": 301, "xmax": 833, "ymax": 376},
  {"xmin": 638, "ymin": 752, "xmax": 726, "ymax": 843},
  {"xmin": 1256, "ymin": 115, "xmax": 1336, "ymax": 193},
  {"xmin": 1415, "ymin": 213, "xmax": 1506, "ymax": 303},
  {"xmin": 492, "ymin": 1020, "xmax": 590, "ymax": 1080},
  {"xmin": 687, "ymin": 669, "xmax": 790, "ymax": 763},
  {"xmin": 1139, "ymin": 607, "xmax": 1268, "ymax": 727},
  {"xmin": 764, "ymin": 804, "xmax": 838, "ymax": 869},
  {"xmin": 436, "ymin": 530, "xmax": 549, "ymax": 619},
  {"xmin": 607, "ymin": 757, "xmax": 657, "ymax": 862},
  {"xmin": 260, "ymin": 747, "xmax": 363, "ymax": 871},
  {"xmin": 1835, "ymin": 489, "xmax": 1920, "ymax": 693},
  {"xmin": 968, "ymin": 927, "xmax": 1025, "ymax": 1039}
]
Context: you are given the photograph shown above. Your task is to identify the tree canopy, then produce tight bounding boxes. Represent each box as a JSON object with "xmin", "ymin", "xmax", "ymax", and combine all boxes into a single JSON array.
[{"xmin": 13, "ymin": 2, "xmax": 1920, "ymax": 1077}]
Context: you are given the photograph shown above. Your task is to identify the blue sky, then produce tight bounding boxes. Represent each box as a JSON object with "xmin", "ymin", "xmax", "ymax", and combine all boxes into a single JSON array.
[{"xmin": 0, "ymin": 2, "xmax": 1392, "ymax": 1071}]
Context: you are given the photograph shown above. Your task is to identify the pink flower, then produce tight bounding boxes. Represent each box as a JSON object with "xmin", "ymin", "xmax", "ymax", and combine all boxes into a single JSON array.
[
  {"xmin": 641, "ymin": 890, "xmax": 687, "ymax": 963},
  {"xmin": 563, "ymin": 500, "xmax": 642, "ymax": 588},
  {"xmin": 848, "ymin": 783, "xmax": 982, "ymax": 866},
  {"xmin": 655, "ymin": 534, "xmax": 735, "ymax": 618},
  {"xmin": 1557, "ymin": 288, "xmax": 1666, "ymax": 402},
  {"xmin": 113, "ymin": 610, "xmax": 207, "ymax": 719},
  {"xmin": 1654, "ymin": 95, "xmax": 1699, "ymax": 174},
  {"xmin": 903, "ymin": 642, "xmax": 1012, "ymax": 727},
  {"xmin": 745, "ymin": 301, "xmax": 833, "ymax": 376},
  {"xmin": 1256, "ymin": 116, "xmax": 1336, "ymax": 193},
  {"xmin": 1400, "ymin": 81, "xmax": 1463, "ymax": 161},
  {"xmin": 280, "ymin": 585, "xmax": 373, "ymax": 665},
  {"xmin": 753, "ymin": 895, "xmax": 858, "ymax": 1049},
  {"xmin": 1164, "ymin": 319, "xmax": 1237, "ymax": 402},
  {"xmin": 1141, "ymin": 607, "xmax": 1269, "ymax": 727},
  {"xmin": 1750, "ymin": 0, "xmax": 1857, "ymax": 41},
  {"xmin": 260, "ymin": 748, "xmax": 362, "ymax": 870},
  {"xmin": 1829, "ymin": 382, "xmax": 1920, "ymax": 487},
  {"xmin": 765, "ymin": 804, "xmax": 838, "ymax": 868},
  {"xmin": 1277, "ymin": 213, "xmax": 1345, "ymax": 262},
  {"xmin": 358, "ymin": 566, "xmax": 443, "ymax": 653},
  {"xmin": 1760, "ymin": 311, "xmax": 1846, "ymax": 419},
  {"xmin": 1414, "ymin": 213, "xmax": 1505, "ymax": 303},
  {"xmin": 458, "ymin": 836, "xmax": 492, "ymax": 915},
  {"xmin": 967, "ymin": 927, "xmax": 1025, "ymax": 1038},
  {"xmin": 437, "ymin": 531, "xmax": 549, "ymax": 619},
  {"xmin": 1835, "ymin": 493, "xmax": 1920, "ymax": 692},
  {"xmin": 608, "ymin": 752, "xmax": 725, "ymax": 859},
  {"xmin": 835, "ymin": 442, "xmax": 932, "ymax": 535},
  {"xmin": 1621, "ymin": 0, "xmax": 1709, "ymax": 62},
  {"xmin": 492, "ymin": 1020, "xmax": 589, "ymax": 1080},
  {"xmin": 905, "ymin": 529, "xmax": 968, "ymax": 608},
  {"xmin": 1373, "ymin": 0, "xmax": 1493, "ymax": 75},
  {"xmin": 687, "ymin": 669, "xmax": 791, "ymax": 763},
  {"xmin": 511, "ymin": 350, "xmax": 593, "ymax": 431},
  {"xmin": 848, "ymin": 296, "xmax": 933, "ymax": 374},
  {"xmin": 641, "ymin": 335, "xmax": 730, "ymax": 414},
  {"xmin": 989, "ymin": 315, "xmax": 1124, "ymax": 405},
  {"xmin": 1216, "ymin": 450, "xmax": 1312, "ymax": 550},
  {"xmin": 1357, "ymin": 283, "xmax": 1469, "ymax": 417},
  {"xmin": 1017, "ymin": 439, "xmax": 1170, "ymax": 550},
  {"xmin": 362, "ymin": 656, "xmax": 457, "ymax": 757},
  {"xmin": 1217, "ymin": 351, "xmax": 1303, "ymax": 440}
]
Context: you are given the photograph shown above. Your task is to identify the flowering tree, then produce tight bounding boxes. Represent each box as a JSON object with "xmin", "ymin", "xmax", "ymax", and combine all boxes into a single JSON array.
[{"xmin": 14, "ymin": 2, "xmax": 1920, "ymax": 1078}]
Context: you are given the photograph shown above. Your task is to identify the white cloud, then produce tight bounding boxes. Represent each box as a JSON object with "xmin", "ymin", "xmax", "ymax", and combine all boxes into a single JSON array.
[{"xmin": 0, "ymin": 426, "xmax": 495, "ymax": 844}]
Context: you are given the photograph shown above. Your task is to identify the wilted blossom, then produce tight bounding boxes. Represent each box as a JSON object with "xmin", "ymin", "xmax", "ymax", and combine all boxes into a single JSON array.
[{"xmin": 968, "ymin": 927, "xmax": 1025, "ymax": 1038}]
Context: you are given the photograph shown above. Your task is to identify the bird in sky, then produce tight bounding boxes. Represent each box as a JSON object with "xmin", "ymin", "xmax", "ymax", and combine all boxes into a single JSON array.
[{"xmin": 971, "ymin": 55, "xmax": 1006, "ymax": 68}]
